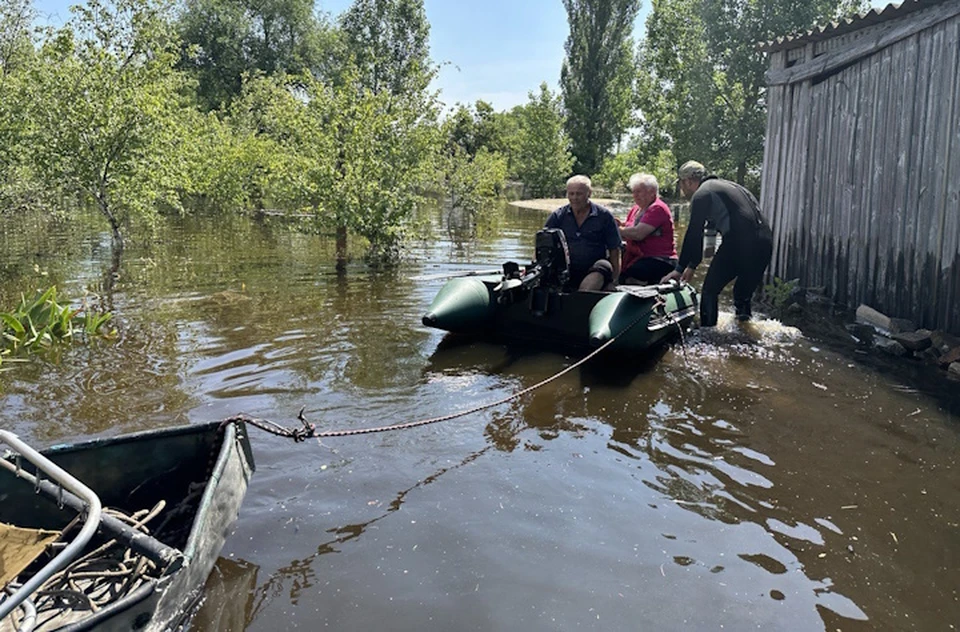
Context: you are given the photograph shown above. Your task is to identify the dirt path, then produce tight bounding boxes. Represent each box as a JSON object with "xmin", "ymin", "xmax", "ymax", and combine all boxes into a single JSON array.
[{"xmin": 508, "ymin": 198, "xmax": 628, "ymax": 212}]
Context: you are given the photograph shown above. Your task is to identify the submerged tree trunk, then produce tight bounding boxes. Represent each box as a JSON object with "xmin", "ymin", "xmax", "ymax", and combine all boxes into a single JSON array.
[
  {"xmin": 95, "ymin": 191, "xmax": 123, "ymax": 298},
  {"xmin": 335, "ymin": 224, "xmax": 348, "ymax": 274}
]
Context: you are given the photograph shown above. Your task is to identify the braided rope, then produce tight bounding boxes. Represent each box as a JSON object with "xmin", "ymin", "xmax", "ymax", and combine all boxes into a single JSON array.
[{"xmin": 227, "ymin": 294, "xmax": 676, "ymax": 441}]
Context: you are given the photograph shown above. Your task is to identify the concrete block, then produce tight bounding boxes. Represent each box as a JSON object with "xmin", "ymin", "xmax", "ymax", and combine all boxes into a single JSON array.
[
  {"xmin": 856, "ymin": 304, "xmax": 890, "ymax": 331},
  {"xmin": 875, "ymin": 338, "xmax": 908, "ymax": 357},
  {"xmin": 931, "ymin": 330, "xmax": 960, "ymax": 353},
  {"xmin": 889, "ymin": 318, "xmax": 917, "ymax": 334},
  {"xmin": 939, "ymin": 346, "xmax": 960, "ymax": 368},
  {"xmin": 846, "ymin": 323, "xmax": 874, "ymax": 344},
  {"xmin": 891, "ymin": 331, "xmax": 932, "ymax": 352}
]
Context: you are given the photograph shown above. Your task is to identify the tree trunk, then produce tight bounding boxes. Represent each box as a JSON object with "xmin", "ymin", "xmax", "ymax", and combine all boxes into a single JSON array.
[
  {"xmin": 336, "ymin": 224, "xmax": 348, "ymax": 274},
  {"xmin": 96, "ymin": 196, "xmax": 123, "ymax": 299},
  {"xmin": 737, "ymin": 160, "xmax": 747, "ymax": 186}
]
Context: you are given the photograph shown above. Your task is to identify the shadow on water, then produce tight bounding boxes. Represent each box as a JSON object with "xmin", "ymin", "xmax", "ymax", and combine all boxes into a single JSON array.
[{"xmin": 423, "ymin": 331, "xmax": 676, "ymax": 387}]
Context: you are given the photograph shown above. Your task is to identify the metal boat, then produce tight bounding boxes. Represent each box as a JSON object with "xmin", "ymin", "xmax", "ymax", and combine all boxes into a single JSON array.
[{"xmin": 0, "ymin": 420, "xmax": 254, "ymax": 632}]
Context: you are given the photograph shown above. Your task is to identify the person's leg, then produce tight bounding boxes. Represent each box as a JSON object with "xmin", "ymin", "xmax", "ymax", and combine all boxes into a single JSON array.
[
  {"xmin": 731, "ymin": 230, "xmax": 773, "ymax": 321},
  {"xmin": 700, "ymin": 245, "xmax": 738, "ymax": 327},
  {"xmin": 620, "ymin": 259, "xmax": 676, "ymax": 285},
  {"xmin": 566, "ymin": 269, "xmax": 587, "ymax": 291},
  {"xmin": 579, "ymin": 260, "xmax": 613, "ymax": 291}
]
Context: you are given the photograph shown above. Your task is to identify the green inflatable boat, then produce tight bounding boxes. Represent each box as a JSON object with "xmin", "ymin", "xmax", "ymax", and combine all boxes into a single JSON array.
[{"xmin": 422, "ymin": 229, "xmax": 698, "ymax": 355}]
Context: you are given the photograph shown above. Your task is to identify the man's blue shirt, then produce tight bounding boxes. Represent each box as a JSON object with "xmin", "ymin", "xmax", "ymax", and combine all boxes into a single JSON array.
[{"xmin": 544, "ymin": 202, "xmax": 622, "ymax": 275}]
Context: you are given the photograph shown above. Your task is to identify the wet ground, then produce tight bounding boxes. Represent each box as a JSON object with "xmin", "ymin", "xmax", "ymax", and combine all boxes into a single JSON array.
[{"xmin": 1, "ymin": 204, "xmax": 958, "ymax": 631}]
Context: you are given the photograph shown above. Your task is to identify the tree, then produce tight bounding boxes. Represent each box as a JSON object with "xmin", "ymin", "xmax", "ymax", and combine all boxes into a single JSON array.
[
  {"xmin": 0, "ymin": 0, "xmax": 33, "ymax": 76},
  {"xmin": 322, "ymin": 75, "xmax": 439, "ymax": 267},
  {"xmin": 513, "ymin": 83, "xmax": 574, "ymax": 198},
  {"xmin": 330, "ymin": 0, "xmax": 439, "ymax": 267},
  {"xmin": 642, "ymin": 0, "xmax": 865, "ymax": 185},
  {"xmin": 176, "ymin": 0, "xmax": 338, "ymax": 110},
  {"xmin": 442, "ymin": 99, "xmax": 514, "ymax": 159},
  {"xmin": 0, "ymin": 0, "xmax": 36, "ymax": 210},
  {"xmin": 438, "ymin": 103, "xmax": 508, "ymax": 222},
  {"xmin": 593, "ymin": 145, "xmax": 676, "ymax": 195},
  {"xmin": 560, "ymin": 0, "xmax": 641, "ymax": 175},
  {"xmin": 226, "ymin": 70, "xmax": 439, "ymax": 269},
  {"xmin": 339, "ymin": 0, "xmax": 433, "ymax": 97},
  {"xmin": 22, "ymin": 0, "xmax": 190, "ymax": 250}
]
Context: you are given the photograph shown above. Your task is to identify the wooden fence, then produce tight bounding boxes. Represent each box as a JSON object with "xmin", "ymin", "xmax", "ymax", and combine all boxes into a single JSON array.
[{"xmin": 761, "ymin": 0, "xmax": 960, "ymax": 333}]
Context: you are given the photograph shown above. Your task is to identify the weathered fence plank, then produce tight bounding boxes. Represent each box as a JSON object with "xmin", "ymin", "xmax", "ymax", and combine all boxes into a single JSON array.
[{"xmin": 763, "ymin": 7, "xmax": 960, "ymax": 334}]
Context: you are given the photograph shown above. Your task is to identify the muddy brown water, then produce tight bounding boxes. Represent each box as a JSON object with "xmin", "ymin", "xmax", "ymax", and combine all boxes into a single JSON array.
[{"xmin": 1, "ymin": 204, "xmax": 958, "ymax": 631}]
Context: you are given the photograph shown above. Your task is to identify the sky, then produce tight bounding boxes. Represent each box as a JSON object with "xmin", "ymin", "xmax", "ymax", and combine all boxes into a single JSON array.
[{"xmin": 31, "ymin": 0, "xmax": 890, "ymax": 113}]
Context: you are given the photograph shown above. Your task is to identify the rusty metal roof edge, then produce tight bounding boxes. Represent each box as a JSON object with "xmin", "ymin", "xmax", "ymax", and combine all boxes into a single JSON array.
[{"xmin": 758, "ymin": 0, "xmax": 949, "ymax": 53}]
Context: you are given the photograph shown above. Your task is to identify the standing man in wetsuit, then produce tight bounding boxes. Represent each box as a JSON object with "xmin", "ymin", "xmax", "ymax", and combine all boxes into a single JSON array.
[
  {"xmin": 544, "ymin": 175, "xmax": 622, "ymax": 291},
  {"xmin": 661, "ymin": 161, "xmax": 773, "ymax": 326}
]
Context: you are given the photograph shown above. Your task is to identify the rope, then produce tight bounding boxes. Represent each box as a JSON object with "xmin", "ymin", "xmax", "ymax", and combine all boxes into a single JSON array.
[{"xmin": 229, "ymin": 294, "xmax": 679, "ymax": 441}]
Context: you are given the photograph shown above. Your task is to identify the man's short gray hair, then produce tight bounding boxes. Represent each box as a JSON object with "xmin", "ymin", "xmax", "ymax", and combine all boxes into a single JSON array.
[
  {"xmin": 677, "ymin": 160, "xmax": 707, "ymax": 182},
  {"xmin": 627, "ymin": 173, "xmax": 659, "ymax": 195},
  {"xmin": 566, "ymin": 174, "xmax": 592, "ymax": 193}
]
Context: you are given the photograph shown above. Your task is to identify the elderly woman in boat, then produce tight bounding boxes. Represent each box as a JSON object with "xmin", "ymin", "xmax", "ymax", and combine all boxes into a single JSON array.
[{"xmin": 617, "ymin": 173, "xmax": 678, "ymax": 285}]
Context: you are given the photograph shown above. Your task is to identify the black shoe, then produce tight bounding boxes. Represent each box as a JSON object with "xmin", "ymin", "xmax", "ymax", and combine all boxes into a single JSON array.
[{"xmin": 734, "ymin": 300, "xmax": 752, "ymax": 322}]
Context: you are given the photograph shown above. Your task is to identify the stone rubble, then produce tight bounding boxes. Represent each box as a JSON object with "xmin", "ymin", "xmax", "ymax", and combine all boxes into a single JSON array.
[
  {"xmin": 760, "ymin": 288, "xmax": 960, "ymax": 381},
  {"xmin": 853, "ymin": 303, "xmax": 960, "ymax": 378}
]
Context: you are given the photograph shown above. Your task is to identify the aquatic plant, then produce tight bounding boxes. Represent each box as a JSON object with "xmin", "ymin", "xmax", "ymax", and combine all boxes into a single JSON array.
[
  {"xmin": 0, "ymin": 286, "xmax": 116, "ymax": 362},
  {"xmin": 763, "ymin": 276, "xmax": 799, "ymax": 312}
]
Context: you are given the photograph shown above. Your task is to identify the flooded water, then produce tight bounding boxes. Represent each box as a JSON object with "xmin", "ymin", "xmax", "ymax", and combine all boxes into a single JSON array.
[{"xmin": 1, "ymin": 203, "xmax": 959, "ymax": 631}]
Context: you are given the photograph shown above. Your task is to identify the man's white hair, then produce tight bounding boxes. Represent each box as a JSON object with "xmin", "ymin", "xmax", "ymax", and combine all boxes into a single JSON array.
[
  {"xmin": 627, "ymin": 173, "xmax": 658, "ymax": 195},
  {"xmin": 566, "ymin": 174, "xmax": 592, "ymax": 193}
]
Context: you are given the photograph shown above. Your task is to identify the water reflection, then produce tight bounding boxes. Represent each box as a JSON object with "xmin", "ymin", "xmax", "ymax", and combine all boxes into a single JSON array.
[{"xmin": 191, "ymin": 557, "xmax": 260, "ymax": 631}]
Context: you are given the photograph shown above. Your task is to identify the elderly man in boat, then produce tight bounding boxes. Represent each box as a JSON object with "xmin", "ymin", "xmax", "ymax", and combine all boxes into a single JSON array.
[
  {"xmin": 543, "ymin": 175, "xmax": 622, "ymax": 291},
  {"xmin": 618, "ymin": 172, "xmax": 678, "ymax": 285}
]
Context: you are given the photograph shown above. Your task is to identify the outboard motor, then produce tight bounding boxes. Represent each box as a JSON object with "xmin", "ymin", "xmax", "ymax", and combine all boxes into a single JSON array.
[
  {"xmin": 530, "ymin": 229, "xmax": 570, "ymax": 316},
  {"xmin": 534, "ymin": 228, "xmax": 570, "ymax": 289}
]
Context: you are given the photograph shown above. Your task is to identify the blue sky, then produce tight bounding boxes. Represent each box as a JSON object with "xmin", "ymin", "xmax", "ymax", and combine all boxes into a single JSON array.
[{"xmin": 32, "ymin": 0, "xmax": 889, "ymax": 112}]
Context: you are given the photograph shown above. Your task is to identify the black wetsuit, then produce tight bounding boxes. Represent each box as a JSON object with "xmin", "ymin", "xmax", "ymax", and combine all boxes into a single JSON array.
[{"xmin": 677, "ymin": 176, "xmax": 773, "ymax": 326}]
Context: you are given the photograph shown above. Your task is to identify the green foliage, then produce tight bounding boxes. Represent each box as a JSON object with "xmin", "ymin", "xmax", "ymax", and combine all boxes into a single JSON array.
[
  {"xmin": 0, "ymin": 286, "xmax": 115, "ymax": 361},
  {"xmin": 0, "ymin": 0, "xmax": 34, "ymax": 76},
  {"xmin": 593, "ymin": 147, "xmax": 676, "ymax": 196},
  {"xmin": 176, "ymin": 0, "xmax": 339, "ymax": 110},
  {"xmin": 20, "ymin": 0, "xmax": 191, "ymax": 247},
  {"xmin": 763, "ymin": 276, "xmax": 799, "ymax": 311},
  {"xmin": 560, "ymin": 0, "xmax": 641, "ymax": 174},
  {"xmin": 441, "ymin": 100, "xmax": 517, "ymax": 181},
  {"xmin": 223, "ymin": 70, "xmax": 440, "ymax": 266},
  {"xmin": 472, "ymin": 100, "xmax": 516, "ymax": 157},
  {"xmin": 641, "ymin": 0, "xmax": 866, "ymax": 184},
  {"xmin": 513, "ymin": 83, "xmax": 574, "ymax": 198},
  {"xmin": 441, "ymin": 147, "xmax": 507, "ymax": 221},
  {"xmin": 340, "ymin": 0, "xmax": 433, "ymax": 97},
  {"xmin": 0, "ymin": 0, "xmax": 40, "ymax": 210},
  {"xmin": 322, "ymin": 75, "xmax": 440, "ymax": 266}
]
